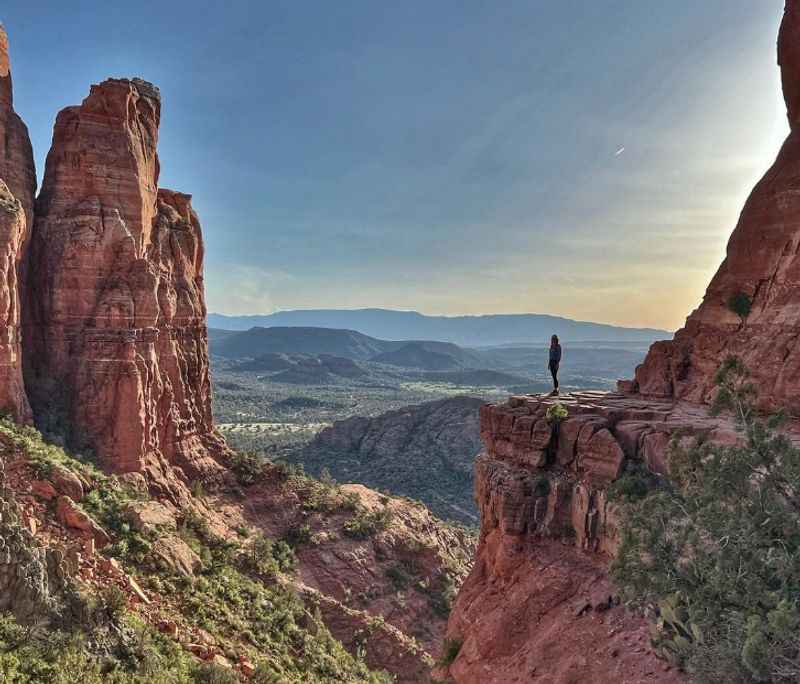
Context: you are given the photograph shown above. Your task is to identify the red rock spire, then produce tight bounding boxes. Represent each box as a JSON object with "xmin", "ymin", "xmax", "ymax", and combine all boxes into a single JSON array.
[
  {"xmin": 0, "ymin": 24, "xmax": 34, "ymax": 422},
  {"xmin": 25, "ymin": 78, "xmax": 228, "ymax": 499}
]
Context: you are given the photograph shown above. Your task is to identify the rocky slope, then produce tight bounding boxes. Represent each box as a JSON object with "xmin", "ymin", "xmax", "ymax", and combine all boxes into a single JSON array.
[
  {"xmin": 634, "ymin": 1, "xmax": 800, "ymax": 414},
  {"xmin": 0, "ymin": 25, "xmax": 34, "ymax": 423},
  {"xmin": 215, "ymin": 471, "xmax": 475, "ymax": 681},
  {"xmin": 292, "ymin": 396, "xmax": 484, "ymax": 524},
  {"xmin": 0, "ymin": 416, "xmax": 473, "ymax": 681},
  {"xmin": 23, "ymin": 76, "xmax": 228, "ymax": 499}
]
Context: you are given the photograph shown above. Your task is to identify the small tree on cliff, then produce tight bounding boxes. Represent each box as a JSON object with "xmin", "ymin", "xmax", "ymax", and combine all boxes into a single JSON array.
[
  {"xmin": 612, "ymin": 356, "xmax": 800, "ymax": 683},
  {"xmin": 727, "ymin": 291, "xmax": 752, "ymax": 325}
]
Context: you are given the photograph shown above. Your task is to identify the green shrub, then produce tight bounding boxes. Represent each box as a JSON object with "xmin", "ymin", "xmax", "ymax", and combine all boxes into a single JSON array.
[
  {"xmin": 727, "ymin": 291, "xmax": 752, "ymax": 323},
  {"xmin": 192, "ymin": 662, "xmax": 239, "ymax": 683},
  {"xmin": 229, "ymin": 450, "xmax": 265, "ymax": 486},
  {"xmin": 190, "ymin": 479, "xmax": 206, "ymax": 500},
  {"xmin": 101, "ymin": 585, "xmax": 128, "ymax": 623},
  {"xmin": 607, "ymin": 464, "xmax": 657, "ymax": 503},
  {"xmin": 612, "ymin": 358, "xmax": 800, "ymax": 682},
  {"xmin": 246, "ymin": 533, "xmax": 296, "ymax": 577},
  {"xmin": 438, "ymin": 637, "xmax": 463, "ymax": 666},
  {"xmin": 386, "ymin": 563, "xmax": 413, "ymax": 591},
  {"xmin": 545, "ymin": 402, "xmax": 568, "ymax": 424},
  {"xmin": 343, "ymin": 506, "xmax": 393, "ymax": 539},
  {"xmin": 284, "ymin": 523, "xmax": 312, "ymax": 547}
]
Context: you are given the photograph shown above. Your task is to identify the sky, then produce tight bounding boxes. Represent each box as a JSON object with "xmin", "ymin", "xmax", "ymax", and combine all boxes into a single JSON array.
[{"xmin": 0, "ymin": 1, "xmax": 789, "ymax": 330}]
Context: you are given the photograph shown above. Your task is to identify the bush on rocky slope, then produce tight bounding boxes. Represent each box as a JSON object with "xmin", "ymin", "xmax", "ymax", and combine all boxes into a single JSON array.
[
  {"xmin": 612, "ymin": 358, "xmax": 800, "ymax": 683},
  {"xmin": 0, "ymin": 419, "xmax": 393, "ymax": 683}
]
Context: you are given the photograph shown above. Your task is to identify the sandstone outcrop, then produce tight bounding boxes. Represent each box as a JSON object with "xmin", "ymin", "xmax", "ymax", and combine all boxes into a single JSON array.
[
  {"xmin": 23, "ymin": 77, "xmax": 228, "ymax": 496},
  {"xmin": 0, "ymin": 25, "xmax": 35, "ymax": 423},
  {"xmin": 438, "ymin": 390, "xmax": 755, "ymax": 682},
  {"xmin": 634, "ymin": 1, "xmax": 800, "ymax": 413}
]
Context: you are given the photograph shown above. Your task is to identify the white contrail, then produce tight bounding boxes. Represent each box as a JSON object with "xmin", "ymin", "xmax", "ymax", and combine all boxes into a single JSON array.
[{"xmin": 615, "ymin": 146, "xmax": 626, "ymax": 156}]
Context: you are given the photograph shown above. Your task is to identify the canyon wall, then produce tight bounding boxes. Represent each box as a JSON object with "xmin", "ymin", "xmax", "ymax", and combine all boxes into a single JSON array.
[
  {"xmin": 634, "ymin": 2, "xmax": 800, "ymax": 413},
  {"xmin": 0, "ymin": 25, "xmax": 35, "ymax": 422},
  {"xmin": 23, "ymin": 77, "xmax": 227, "ymax": 495}
]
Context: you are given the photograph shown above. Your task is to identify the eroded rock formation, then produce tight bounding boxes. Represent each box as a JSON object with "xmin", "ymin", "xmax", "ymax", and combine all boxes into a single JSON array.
[
  {"xmin": 634, "ymin": 2, "xmax": 800, "ymax": 413},
  {"xmin": 0, "ymin": 25, "xmax": 35, "ymax": 423},
  {"xmin": 24, "ymin": 77, "xmax": 228, "ymax": 496},
  {"xmin": 436, "ymin": 391, "xmax": 758, "ymax": 682}
]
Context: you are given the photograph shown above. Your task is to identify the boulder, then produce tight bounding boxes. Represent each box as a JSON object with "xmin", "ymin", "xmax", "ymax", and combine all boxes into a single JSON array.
[
  {"xmin": 151, "ymin": 534, "xmax": 202, "ymax": 577},
  {"xmin": 55, "ymin": 496, "xmax": 110, "ymax": 547},
  {"xmin": 124, "ymin": 501, "xmax": 176, "ymax": 533},
  {"xmin": 51, "ymin": 466, "xmax": 84, "ymax": 502},
  {"xmin": 30, "ymin": 480, "xmax": 57, "ymax": 500}
]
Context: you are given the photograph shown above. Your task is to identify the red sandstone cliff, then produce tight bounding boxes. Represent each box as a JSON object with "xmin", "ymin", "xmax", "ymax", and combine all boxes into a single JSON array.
[
  {"xmin": 0, "ymin": 24, "xmax": 34, "ymax": 422},
  {"xmin": 634, "ymin": 1, "xmax": 800, "ymax": 413},
  {"xmin": 436, "ymin": 392, "xmax": 711, "ymax": 683},
  {"xmin": 23, "ymin": 77, "xmax": 228, "ymax": 498}
]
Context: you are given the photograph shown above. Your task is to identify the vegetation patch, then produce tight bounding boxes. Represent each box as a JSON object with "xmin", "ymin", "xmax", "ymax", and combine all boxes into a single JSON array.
[
  {"xmin": 438, "ymin": 636, "xmax": 464, "ymax": 667},
  {"xmin": 607, "ymin": 463, "xmax": 659, "ymax": 503},
  {"xmin": 612, "ymin": 357, "xmax": 800, "ymax": 683},
  {"xmin": 545, "ymin": 402, "xmax": 568, "ymax": 424},
  {"xmin": 343, "ymin": 505, "xmax": 394, "ymax": 540},
  {"xmin": 0, "ymin": 419, "xmax": 393, "ymax": 683}
]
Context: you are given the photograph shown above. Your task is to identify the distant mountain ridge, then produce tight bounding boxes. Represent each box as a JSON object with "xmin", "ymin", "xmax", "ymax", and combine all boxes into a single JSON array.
[
  {"xmin": 208, "ymin": 309, "xmax": 670, "ymax": 347},
  {"xmin": 210, "ymin": 326, "xmax": 484, "ymax": 370}
]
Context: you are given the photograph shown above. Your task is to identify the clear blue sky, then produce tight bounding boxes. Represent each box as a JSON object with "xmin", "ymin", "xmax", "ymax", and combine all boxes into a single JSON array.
[{"xmin": 1, "ymin": 1, "xmax": 788, "ymax": 329}]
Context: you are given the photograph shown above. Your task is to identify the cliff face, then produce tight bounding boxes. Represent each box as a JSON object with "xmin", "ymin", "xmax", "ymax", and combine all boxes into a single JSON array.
[
  {"xmin": 0, "ymin": 25, "xmax": 35, "ymax": 423},
  {"xmin": 23, "ymin": 78, "xmax": 227, "ymax": 496},
  {"xmin": 635, "ymin": 2, "xmax": 800, "ymax": 413},
  {"xmin": 436, "ymin": 391, "xmax": 757, "ymax": 683}
]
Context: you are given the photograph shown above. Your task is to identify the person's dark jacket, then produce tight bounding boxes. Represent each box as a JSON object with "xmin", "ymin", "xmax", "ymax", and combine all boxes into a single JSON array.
[{"xmin": 549, "ymin": 344, "xmax": 562, "ymax": 365}]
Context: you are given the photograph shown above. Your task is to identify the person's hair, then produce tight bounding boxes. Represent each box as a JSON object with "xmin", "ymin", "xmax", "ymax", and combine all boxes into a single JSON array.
[{"xmin": 551, "ymin": 334, "xmax": 559, "ymax": 345}]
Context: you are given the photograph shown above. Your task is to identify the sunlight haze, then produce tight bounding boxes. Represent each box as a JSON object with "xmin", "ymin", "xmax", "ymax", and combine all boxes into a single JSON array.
[{"xmin": 1, "ymin": 0, "xmax": 788, "ymax": 330}]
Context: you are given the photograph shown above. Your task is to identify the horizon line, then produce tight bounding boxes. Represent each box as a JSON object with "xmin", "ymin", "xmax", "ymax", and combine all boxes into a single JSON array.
[{"xmin": 208, "ymin": 307, "xmax": 674, "ymax": 333}]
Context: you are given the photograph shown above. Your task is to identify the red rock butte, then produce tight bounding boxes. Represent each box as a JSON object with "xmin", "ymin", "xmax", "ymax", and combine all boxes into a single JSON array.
[
  {"xmin": 634, "ymin": 1, "xmax": 800, "ymax": 413},
  {"xmin": 22, "ymin": 76, "xmax": 228, "ymax": 500}
]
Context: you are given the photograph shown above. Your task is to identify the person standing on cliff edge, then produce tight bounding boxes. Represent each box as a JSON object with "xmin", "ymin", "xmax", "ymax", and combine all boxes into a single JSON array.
[{"xmin": 548, "ymin": 335, "xmax": 561, "ymax": 395}]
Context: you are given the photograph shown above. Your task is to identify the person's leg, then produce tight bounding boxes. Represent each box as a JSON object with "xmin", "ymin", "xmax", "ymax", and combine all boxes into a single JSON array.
[{"xmin": 549, "ymin": 361, "xmax": 557, "ymax": 390}]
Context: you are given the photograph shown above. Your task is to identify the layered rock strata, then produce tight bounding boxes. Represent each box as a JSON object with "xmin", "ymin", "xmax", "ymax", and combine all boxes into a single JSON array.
[
  {"xmin": 24, "ymin": 78, "xmax": 227, "ymax": 496},
  {"xmin": 476, "ymin": 391, "xmax": 743, "ymax": 556},
  {"xmin": 439, "ymin": 390, "xmax": 759, "ymax": 683},
  {"xmin": 0, "ymin": 25, "xmax": 35, "ymax": 422},
  {"xmin": 634, "ymin": 2, "xmax": 800, "ymax": 413}
]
